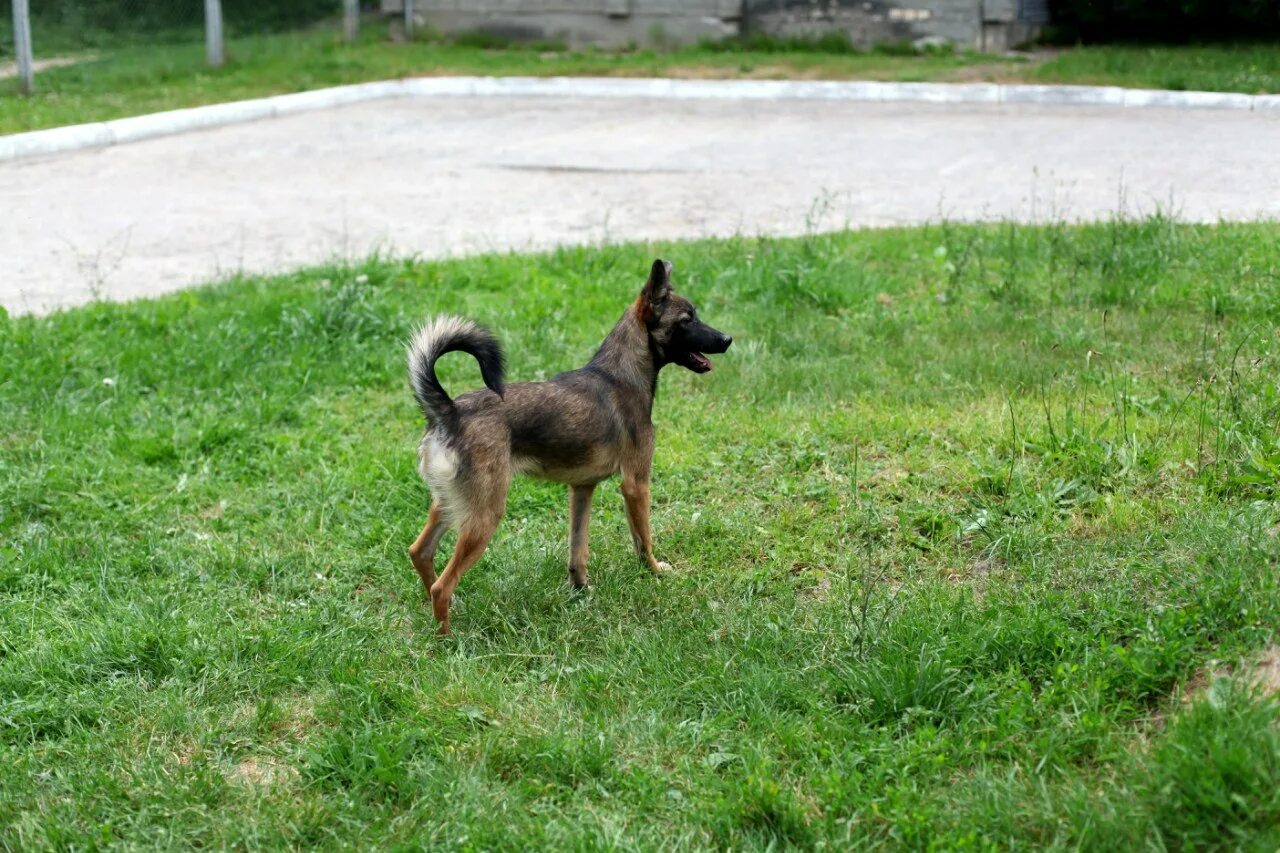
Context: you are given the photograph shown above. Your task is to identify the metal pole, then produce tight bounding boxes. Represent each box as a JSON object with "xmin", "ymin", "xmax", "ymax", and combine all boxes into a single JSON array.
[
  {"xmin": 11, "ymin": 0, "xmax": 34, "ymax": 95},
  {"xmin": 403, "ymin": 0, "xmax": 414, "ymax": 39},
  {"xmin": 343, "ymin": 0, "xmax": 359, "ymax": 43},
  {"xmin": 204, "ymin": 0, "xmax": 224, "ymax": 68}
]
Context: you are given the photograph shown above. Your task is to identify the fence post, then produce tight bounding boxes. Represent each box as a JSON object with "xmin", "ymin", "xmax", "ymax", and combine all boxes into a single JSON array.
[
  {"xmin": 344, "ymin": 0, "xmax": 359, "ymax": 42},
  {"xmin": 11, "ymin": 0, "xmax": 34, "ymax": 95},
  {"xmin": 204, "ymin": 0, "xmax": 224, "ymax": 68},
  {"xmin": 404, "ymin": 0, "xmax": 414, "ymax": 39}
]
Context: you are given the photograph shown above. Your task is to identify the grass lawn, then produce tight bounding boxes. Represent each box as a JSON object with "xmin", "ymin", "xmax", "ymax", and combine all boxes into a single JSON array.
[
  {"xmin": 2, "ymin": 220, "xmax": 1280, "ymax": 847},
  {"xmin": 1035, "ymin": 42, "xmax": 1280, "ymax": 95},
  {"xmin": 3, "ymin": 25, "xmax": 1279, "ymax": 134}
]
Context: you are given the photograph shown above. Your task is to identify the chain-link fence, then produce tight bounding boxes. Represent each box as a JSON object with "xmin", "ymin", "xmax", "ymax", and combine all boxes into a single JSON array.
[{"xmin": 3, "ymin": 0, "xmax": 375, "ymax": 95}]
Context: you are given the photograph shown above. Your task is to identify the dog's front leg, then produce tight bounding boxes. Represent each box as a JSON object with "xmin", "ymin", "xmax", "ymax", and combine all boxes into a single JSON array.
[
  {"xmin": 568, "ymin": 483, "xmax": 595, "ymax": 589},
  {"xmin": 621, "ymin": 474, "xmax": 670, "ymax": 576}
]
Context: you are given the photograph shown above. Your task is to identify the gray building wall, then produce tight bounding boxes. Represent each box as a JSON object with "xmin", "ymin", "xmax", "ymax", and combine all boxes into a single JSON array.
[
  {"xmin": 380, "ymin": 1, "xmax": 741, "ymax": 48},
  {"xmin": 380, "ymin": 0, "xmax": 1045, "ymax": 51},
  {"xmin": 748, "ymin": 1, "xmax": 1045, "ymax": 52}
]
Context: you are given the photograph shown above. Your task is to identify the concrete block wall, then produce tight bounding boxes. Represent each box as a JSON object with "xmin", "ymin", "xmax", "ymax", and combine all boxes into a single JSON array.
[
  {"xmin": 379, "ymin": 0, "xmax": 1043, "ymax": 50},
  {"xmin": 380, "ymin": 0, "xmax": 741, "ymax": 48},
  {"xmin": 745, "ymin": 1, "xmax": 1043, "ymax": 51}
]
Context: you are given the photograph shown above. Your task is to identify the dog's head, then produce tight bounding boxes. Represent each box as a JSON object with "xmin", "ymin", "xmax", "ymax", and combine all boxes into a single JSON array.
[{"xmin": 636, "ymin": 259, "xmax": 732, "ymax": 374}]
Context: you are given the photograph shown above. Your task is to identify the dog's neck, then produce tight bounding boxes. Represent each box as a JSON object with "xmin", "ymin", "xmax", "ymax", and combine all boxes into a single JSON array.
[{"xmin": 587, "ymin": 308, "xmax": 660, "ymax": 408}]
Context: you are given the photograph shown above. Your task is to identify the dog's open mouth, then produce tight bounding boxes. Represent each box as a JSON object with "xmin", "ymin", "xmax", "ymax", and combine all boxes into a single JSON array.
[{"xmin": 682, "ymin": 352, "xmax": 713, "ymax": 373}]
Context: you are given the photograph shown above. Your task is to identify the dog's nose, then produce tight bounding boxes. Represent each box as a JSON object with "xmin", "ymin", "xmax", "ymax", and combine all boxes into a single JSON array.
[{"xmin": 723, "ymin": 335, "xmax": 733, "ymax": 349}]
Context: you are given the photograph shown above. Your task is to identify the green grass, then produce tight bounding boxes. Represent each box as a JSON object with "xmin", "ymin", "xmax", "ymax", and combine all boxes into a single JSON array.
[
  {"xmin": 1032, "ymin": 42, "xmax": 1280, "ymax": 94},
  {"xmin": 6, "ymin": 23, "xmax": 1280, "ymax": 135},
  {"xmin": 2, "ymin": 220, "xmax": 1280, "ymax": 847}
]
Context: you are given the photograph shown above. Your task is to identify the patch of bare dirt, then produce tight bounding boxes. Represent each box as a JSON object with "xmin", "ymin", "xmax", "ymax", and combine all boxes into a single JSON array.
[
  {"xmin": 227, "ymin": 693, "xmax": 321, "ymax": 742},
  {"xmin": 798, "ymin": 574, "xmax": 833, "ymax": 601},
  {"xmin": 227, "ymin": 756, "xmax": 299, "ymax": 788},
  {"xmin": 276, "ymin": 696, "xmax": 320, "ymax": 740},
  {"xmin": 1179, "ymin": 645, "xmax": 1280, "ymax": 706},
  {"xmin": 642, "ymin": 63, "xmax": 834, "ymax": 81},
  {"xmin": 1245, "ymin": 647, "xmax": 1280, "ymax": 696},
  {"xmin": 173, "ymin": 741, "xmax": 201, "ymax": 767},
  {"xmin": 0, "ymin": 53, "xmax": 95, "ymax": 79},
  {"xmin": 939, "ymin": 59, "xmax": 1044, "ymax": 85}
]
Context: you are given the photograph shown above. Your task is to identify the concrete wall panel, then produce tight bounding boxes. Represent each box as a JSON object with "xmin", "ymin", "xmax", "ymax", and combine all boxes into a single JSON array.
[{"xmin": 380, "ymin": 0, "xmax": 1041, "ymax": 49}]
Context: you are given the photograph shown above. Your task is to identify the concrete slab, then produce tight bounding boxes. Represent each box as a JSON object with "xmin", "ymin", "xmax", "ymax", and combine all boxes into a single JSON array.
[
  {"xmin": 7, "ymin": 78, "xmax": 1280, "ymax": 166},
  {"xmin": 3, "ymin": 94, "xmax": 1279, "ymax": 314}
]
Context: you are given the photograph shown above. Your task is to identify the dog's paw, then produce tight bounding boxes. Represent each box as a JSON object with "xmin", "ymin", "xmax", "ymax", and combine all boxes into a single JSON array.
[{"xmin": 653, "ymin": 561, "xmax": 673, "ymax": 576}]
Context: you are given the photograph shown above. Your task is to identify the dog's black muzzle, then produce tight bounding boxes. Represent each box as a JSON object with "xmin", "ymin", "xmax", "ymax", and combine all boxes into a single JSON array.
[{"xmin": 676, "ymin": 323, "xmax": 732, "ymax": 373}]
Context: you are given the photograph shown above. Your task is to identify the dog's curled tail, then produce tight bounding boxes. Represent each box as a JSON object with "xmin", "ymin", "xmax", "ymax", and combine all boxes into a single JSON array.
[{"xmin": 407, "ymin": 316, "xmax": 505, "ymax": 432}]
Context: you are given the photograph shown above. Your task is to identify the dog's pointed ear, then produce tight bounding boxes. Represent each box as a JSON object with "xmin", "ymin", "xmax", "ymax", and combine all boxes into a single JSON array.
[{"xmin": 640, "ymin": 259, "xmax": 672, "ymax": 317}]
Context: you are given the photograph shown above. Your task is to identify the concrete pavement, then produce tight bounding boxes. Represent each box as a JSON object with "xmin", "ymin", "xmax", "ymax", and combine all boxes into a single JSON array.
[{"xmin": 3, "ymin": 93, "xmax": 1279, "ymax": 314}]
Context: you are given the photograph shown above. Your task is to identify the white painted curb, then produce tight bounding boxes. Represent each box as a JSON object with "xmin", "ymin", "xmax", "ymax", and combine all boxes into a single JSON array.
[{"xmin": 3, "ymin": 76, "xmax": 1278, "ymax": 164}]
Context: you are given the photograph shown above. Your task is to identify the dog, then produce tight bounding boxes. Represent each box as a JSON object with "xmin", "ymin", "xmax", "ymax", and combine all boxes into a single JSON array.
[{"xmin": 405, "ymin": 259, "xmax": 732, "ymax": 634}]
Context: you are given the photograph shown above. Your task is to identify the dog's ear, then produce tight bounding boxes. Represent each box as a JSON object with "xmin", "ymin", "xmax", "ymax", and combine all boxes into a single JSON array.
[{"xmin": 638, "ymin": 259, "xmax": 672, "ymax": 322}]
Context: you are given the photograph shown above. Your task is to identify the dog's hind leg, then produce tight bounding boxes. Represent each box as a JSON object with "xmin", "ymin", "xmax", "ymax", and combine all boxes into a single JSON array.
[
  {"xmin": 408, "ymin": 501, "xmax": 449, "ymax": 596},
  {"xmin": 567, "ymin": 484, "xmax": 596, "ymax": 589},
  {"xmin": 430, "ymin": 513, "xmax": 500, "ymax": 635},
  {"xmin": 430, "ymin": 466, "xmax": 508, "ymax": 635}
]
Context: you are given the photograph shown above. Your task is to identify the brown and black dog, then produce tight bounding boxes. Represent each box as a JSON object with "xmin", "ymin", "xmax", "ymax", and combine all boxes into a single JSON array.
[{"xmin": 405, "ymin": 259, "xmax": 732, "ymax": 633}]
